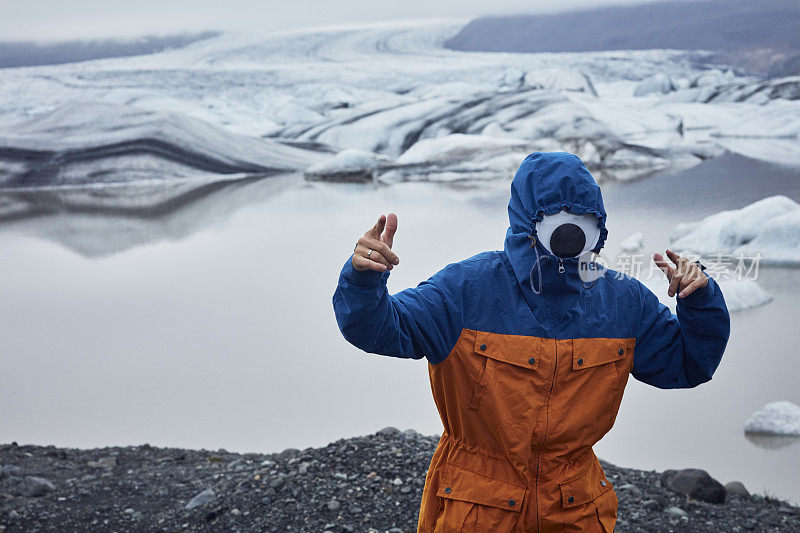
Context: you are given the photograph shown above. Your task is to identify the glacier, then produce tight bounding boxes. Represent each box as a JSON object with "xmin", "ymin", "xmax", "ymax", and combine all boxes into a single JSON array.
[
  {"xmin": 0, "ymin": 101, "xmax": 328, "ymax": 188},
  {"xmin": 670, "ymin": 196, "xmax": 800, "ymax": 265},
  {"xmin": 0, "ymin": 20, "xmax": 799, "ymax": 188}
]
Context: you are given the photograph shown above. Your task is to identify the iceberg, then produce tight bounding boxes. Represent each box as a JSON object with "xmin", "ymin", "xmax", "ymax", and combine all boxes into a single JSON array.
[
  {"xmin": 0, "ymin": 101, "xmax": 328, "ymax": 188},
  {"xmin": 744, "ymin": 401, "xmax": 800, "ymax": 436},
  {"xmin": 619, "ymin": 232, "xmax": 644, "ymax": 252},
  {"xmin": 304, "ymin": 148, "xmax": 392, "ymax": 182},
  {"xmin": 640, "ymin": 274, "xmax": 772, "ymax": 313},
  {"xmin": 670, "ymin": 196, "xmax": 800, "ymax": 265}
]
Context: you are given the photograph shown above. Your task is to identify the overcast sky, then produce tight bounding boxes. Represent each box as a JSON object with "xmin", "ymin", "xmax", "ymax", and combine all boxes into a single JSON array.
[{"xmin": 2, "ymin": 0, "xmax": 660, "ymax": 42}]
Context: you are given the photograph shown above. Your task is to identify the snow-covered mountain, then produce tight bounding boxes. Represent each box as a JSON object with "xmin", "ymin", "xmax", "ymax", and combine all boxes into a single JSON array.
[{"xmin": 1, "ymin": 20, "xmax": 798, "ymax": 188}]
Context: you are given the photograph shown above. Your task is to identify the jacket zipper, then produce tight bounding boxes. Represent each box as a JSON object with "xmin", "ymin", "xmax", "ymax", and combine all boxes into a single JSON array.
[{"xmin": 534, "ymin": 257, "xmax": 563, "ymax": 532}]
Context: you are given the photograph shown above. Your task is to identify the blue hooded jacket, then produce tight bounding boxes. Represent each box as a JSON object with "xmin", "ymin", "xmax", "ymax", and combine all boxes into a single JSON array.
[{"xmin": 332, "ymin": 152, "xmax": 730, "ymax": 389}]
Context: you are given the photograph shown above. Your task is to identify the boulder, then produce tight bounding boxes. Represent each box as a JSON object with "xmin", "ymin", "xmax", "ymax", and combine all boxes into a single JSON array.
[
  {"xmin": 661, "ymin": 468, "xmax": 726, "ymax": 504},
  {"xmin": 725, "ymin": 481, "xmax": 750, "ymax": 497},
  {"xmin": 185, "ymin": 488, "xmax": 216, "ymax": 510},
  {"xmin": 17, "ymin": 476, "xmax": 56, "ymax": 497}
]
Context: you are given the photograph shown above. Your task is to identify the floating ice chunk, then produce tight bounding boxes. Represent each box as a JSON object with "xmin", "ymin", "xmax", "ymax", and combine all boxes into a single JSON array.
[
  {"xmin": 620, "ymin": 232, "xmax": 644, "ymax": 252},
  {"xmin": 639, "ymin": 273, "xmax": 772, "ymax": 313},
  {"xmin": 736, "ymin": 209, "xmax": 800, "ymax": 265},
  {"xmin": 396, "ymin": 134, "xmax": 530, "ymax": 165},
  {"xmin": 716, "ymin": 278, "xmax": 773, "ymax": 311},
  {"xmin": 670, "ymin": 195, "xmax": 800, "ymax": 264},
  {"xmin": 304, "ymin": 148, "xmax": 391, "ymax": 182},
  {"xmin": 744, "ymin": 401, "xmax": 800, "ymax": 436},
  {"xmin": 633, "ymin": 73, "xmax": 676, "ymax": 96}
]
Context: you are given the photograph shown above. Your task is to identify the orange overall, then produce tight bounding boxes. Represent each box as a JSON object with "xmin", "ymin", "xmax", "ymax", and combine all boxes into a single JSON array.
[{"xmin": 416, "ymin": 331, "xmax": 629, "ymax": 532}]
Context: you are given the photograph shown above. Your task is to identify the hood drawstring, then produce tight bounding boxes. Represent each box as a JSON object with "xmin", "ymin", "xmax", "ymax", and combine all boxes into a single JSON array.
[{"xmin": 529, "ymin": 241, "xmax": 544, "ymax": 295}]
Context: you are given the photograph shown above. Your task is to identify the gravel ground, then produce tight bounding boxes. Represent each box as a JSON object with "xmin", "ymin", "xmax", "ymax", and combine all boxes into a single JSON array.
[{"xmin": 1, "ymin": 428, "xmax": 798, "ymax": 532}]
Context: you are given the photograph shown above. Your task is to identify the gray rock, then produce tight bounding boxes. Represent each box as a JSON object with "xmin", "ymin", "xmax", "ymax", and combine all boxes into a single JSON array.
[
  {"xmin": 617, "ymin": 483, "xmax": 643, "ymax": 498},
  {"xmin": 399, "ymin": 429, "xmax": 419, "ymax": 441},
  {"xmin": 18, "ymin": 476, "xmax": 56, "ymax": 497},
  {"xmin": 642, "ymin": 499, "xmax": 663, "ymax": 511},
  {"xmin": 185, "ymin": 489, "xmax": 215, "ymax": 510},
  {"xmin": 86, "ymin": 456, "xmax": 117, "ymax": 469},
  {"xmin": 661, "ymin": 468, "xmax": 726, "ymax": 504},
  {"xmin": 277, "ymin": 448, "xmax": 300, "ymax": 460},
  {"xmin": 376, "ymin": 427, "xmax": 400, "ymax": 437},
  {"xmin": 327, "ymin": 499, "xmax": 341, "ymax": 511},
  {"xmin": 1, "ymin": 465, "xmax": 22, "ymax": 477},
  {"xmin": 725, "ymin": 481, "xmax": 750, "ymax": 497},
  {"xmin": 664, "ymin": 506, "xmax": 689, "ymax": 519}
]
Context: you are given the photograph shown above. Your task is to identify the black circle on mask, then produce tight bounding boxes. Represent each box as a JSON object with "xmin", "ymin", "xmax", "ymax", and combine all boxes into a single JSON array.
[{"xmin": 549, "ymin": 223, "xmax": 586, "ymax": 258}]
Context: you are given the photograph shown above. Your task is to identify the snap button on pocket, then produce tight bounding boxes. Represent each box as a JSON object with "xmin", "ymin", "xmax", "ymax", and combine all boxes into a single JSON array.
[
  {"xmin": 444, "ymin": 487, "xmax": 452, "ymax": 494},
  {"xmin": 508, "ymin": 498, "xmax": 516, "ymax": 506},
  {"xmin": 577, "ymin": 358, "xmax": 583, "ymax": 366},
  {"xmin": 618, "ymin": 348, "xmax": 624, "ymax": 355},
  {"xmin": 568, "ymin": 496, "xmax": 574, "ymax": 503},
  {"xmin": 480, "ymin": 343, "xmax": 487, "ymax": 351},
  {"xmin": 600, "ymin": 480, "xmax": 607, "ymax": 487},
  {"xmin": 528, "ymin": 357, "xmax": 536, "ymax": 365}
]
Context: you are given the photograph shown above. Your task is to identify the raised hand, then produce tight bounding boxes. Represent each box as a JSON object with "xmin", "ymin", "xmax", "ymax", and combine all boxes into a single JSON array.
[
  {"xmin": 352, "ymin": 213, "xmax": 400, "ymax": 272},
  {"xmin": 653, "ymin": 249, "xmax": 708, "ymax": 298}
]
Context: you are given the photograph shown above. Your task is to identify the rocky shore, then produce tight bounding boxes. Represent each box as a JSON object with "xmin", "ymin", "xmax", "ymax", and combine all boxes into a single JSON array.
[{"xmin": 1, "ymin": 429, "xmax": 798, "ymax": 532}]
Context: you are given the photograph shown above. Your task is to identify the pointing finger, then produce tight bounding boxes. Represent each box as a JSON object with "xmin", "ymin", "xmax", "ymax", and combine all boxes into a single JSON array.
[
  {"xmin": 665, "ymin": 249, "xmax": 684, "ymax": 268},
  {"xmin": 652, "ymin": 253, "xmax": 674, "ymax": 279},
  {"xmin": 365, "ymin": 214, "xmax": 386, "ymax": 240},
  {"xmin": 382, "ymin": 212, "xmax": 398, "ymax": 250}
]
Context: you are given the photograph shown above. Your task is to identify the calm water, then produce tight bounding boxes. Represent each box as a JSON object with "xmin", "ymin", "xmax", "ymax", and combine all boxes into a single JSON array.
[{"xmin": 1, "ymin": 153, "xmax": 799, "ymax": 503}]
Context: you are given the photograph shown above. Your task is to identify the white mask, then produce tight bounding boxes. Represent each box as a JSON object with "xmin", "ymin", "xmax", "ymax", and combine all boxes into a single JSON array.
[{"xmin": 535, "ymin": 211, "xmax": 601, "ymax": 258}]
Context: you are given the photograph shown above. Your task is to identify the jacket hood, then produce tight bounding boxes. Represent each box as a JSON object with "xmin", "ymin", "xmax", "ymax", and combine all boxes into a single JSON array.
[{"xmin": 503, "ymin": 152, "xmax": 607, "ymax": 294}]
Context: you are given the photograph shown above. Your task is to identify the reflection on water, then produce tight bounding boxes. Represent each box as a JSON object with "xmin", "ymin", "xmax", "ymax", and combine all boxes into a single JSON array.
[
  {"xmin": 1, "ymin": 152, "xmax": 799, "ymax": 505},
  {"xmin": 0, "ymin": 174, "xmax": 296, "ymax": 257},
  {"xmin": 745, "ymin": 433, "xmax": 800, "ymax": 451}
]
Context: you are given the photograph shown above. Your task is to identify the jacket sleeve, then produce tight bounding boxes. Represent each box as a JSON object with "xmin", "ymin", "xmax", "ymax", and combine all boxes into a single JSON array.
[
  {"xmin": 332, "ymin": 253, "xmax": 470, "ymax": 364},
  {"xmin": 631, "ymin": 273, "xmax": 730, "ymax": 389}
]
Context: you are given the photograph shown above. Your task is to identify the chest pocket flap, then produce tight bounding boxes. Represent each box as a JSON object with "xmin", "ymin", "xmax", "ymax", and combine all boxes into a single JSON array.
[
  {"xmin": 572, "ymin": 338, "xmax": 634, "ymax": 370},
  {"xmin": 437, "ymin": 461, "xmax": 526, "ymax": 512},
  {"xmin": 474, "ymin": 330, "xmax": 544, "ymax": 370}
]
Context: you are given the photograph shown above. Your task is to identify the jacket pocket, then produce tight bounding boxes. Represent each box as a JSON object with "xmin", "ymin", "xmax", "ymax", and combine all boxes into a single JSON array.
[
  {"xmin": 571, "ymin": 338, "xmax": 632, "ymax": 394},
  {"xmin": 435, "ymin": 461, "xmax": 525, "ymax": 530},
  {"xmin": 560, "ymin": 459, "xmax": 615, "ymax": 532},
  {"xmin": 591, "ymin": 487, "xmax": 618, "ymax": 533},
  {"xmin": 468, "ymin": 331, "xmax": 539, "ymax": 410}
]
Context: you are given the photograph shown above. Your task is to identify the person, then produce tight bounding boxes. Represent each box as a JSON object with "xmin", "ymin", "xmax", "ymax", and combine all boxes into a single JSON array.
[{"xmin": 331, "ymin": 151, "xmax": 730, "ymax": 532}]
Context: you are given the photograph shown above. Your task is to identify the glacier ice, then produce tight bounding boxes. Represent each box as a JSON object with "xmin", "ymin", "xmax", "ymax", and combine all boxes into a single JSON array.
[
  {"xmin": 744, "ymin": 401, "xmax": 800, "ymax": 436},
  {"xmin": 0, "ymin": 101, "xmax": 327, "ymax": 188},
  {"xmin": 670, "ymin": 195, "xmax": 800, "ymax": 264},
  {"xmin": 620, "ymin": 232, "xmax": 644, "ymax": 252},
  {"xmin": 639, "ymin": 273, "xmax": 772, "ymax": 313},
  {"xmin": 633, "ymin": 73, "xmax": 676, "ymax": 96},
  {"xmin": 0, "ymin": 21, "xmax": 798, "ymax": 187},
  {"xmin": 305, "ymin": 148, "xmax": 391, "ymax": 182}
]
